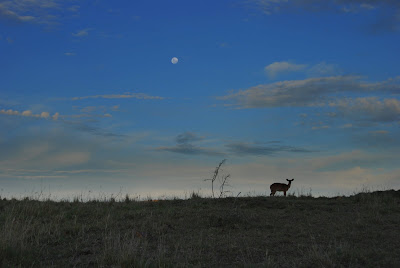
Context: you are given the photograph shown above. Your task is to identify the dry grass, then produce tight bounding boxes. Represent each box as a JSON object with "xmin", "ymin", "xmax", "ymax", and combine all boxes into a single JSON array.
[{"xmin": 0, "ymin": 190, "xmax": 399, "ymax": 267}]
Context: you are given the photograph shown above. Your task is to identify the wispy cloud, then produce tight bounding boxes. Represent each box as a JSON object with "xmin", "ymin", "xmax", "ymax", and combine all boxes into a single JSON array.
[
  {"xmin": 72, "ymin": 28, "xmax": 92, "ymax": 37},
  {"xmin": 156, "ymin": 133, "xmax": 315, "ymax": 157},
  {"xmin": 247, "ymin": 0, "xmax": 400, "ymax": 32},
  {"xmin": 307, "ymin": 62, "xmax": 342, "ymax": 77},
  {"xmin": 368, "ymin": 11, "xmax": 400, "ymax": 33},
  {"xmin": 64, "ymin": 52, "xmax": 76, "ymax": 56},
  {"xmin": 218, "ymin": 76, "xmax": 400, "ymax": 109},
  {"xmin": 0, "ymin": 132, "xmax": 92, "ymax": 177},
  {"xmin": 332, "ymin": 97, "xmax": 400, "ymax": 122},
  {"xmin": 67, "ymin": 113, "xmax": 113, "ymax": 119},
  {"xmin": 156, "ymin": 132, "xmax": 223, "ymax": 156},
  {"xmin": 218, "ymin": 76, "xmax": 358, "ymax": 108},
  {"xmin": 0, "ymin": 2, "xmax": 36, "ymax": 23},
  {"xmin": 226, "ymin": 141, "xmax": 315, "ymax": 156},
  {"xmin": 340, "ymin": 123, "xmax": 353, "ymax": 128},
  {"xmin": 68, "ymin": 122, "xmax": 125, "ymax": 138},
  {"xmin": 311, "ymin": 125, "xmax": 331, "ymax": 130},
  {"xmin": 309, "ymin": 149, "xmax": 399, "ymax": 172},
  {"xmin": 67, "ymin": 5, "xmax": 80, "ymax": 12},
  {"xmin": 265, "ymin": 61, "xmax": 308, "ymax": 78},
  {"xmin": 264, "ymin": 61, "xmax": 341, "ymax": 78},
  {"xmin": 156, "ymin": 144, "xmax": 224, "ymax": 156},
  {"xmin": 0, "ymin": 0, "xmax": 77, "ymax": 25},
  {"xmin": 176, "ymin": 132, "xmax": 204, "ymax": 144},
  {"xmin": 352, "ymin": 129, "xmax": 400, "ymax": 149},
  {"xmin": 369, "ymin": 130, "xmax": 389, "ymax": 135},
  {"xmin": 69, "ymin": 92, "xmax": 165, "ymax": 101},
  {"xmin": 247, "ymin": 0, "xmax": 399, "ymax": 14},
  {"xmin": 72, "ymin": 105, "xmax": 120, "ymax": 115},
  {"xmin": 219, "ymin": 75, "xmax": 400, "ymax": 128}
]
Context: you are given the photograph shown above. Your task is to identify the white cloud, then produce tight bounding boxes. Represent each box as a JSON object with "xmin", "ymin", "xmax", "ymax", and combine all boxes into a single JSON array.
[
  {"xmin": 332, "ymin": 97, "xmax": 400, "ymax": 122},
  {"xmin": 265, "ymin": 61, "xmax": 342, "ymax": 78},
  {"xmin": 0, "ymin": 109, "xmax": 19, "ymax": 115},
  {"xmin": 312, "ymin": 125, "xmax": 330, "ymax": 130},
  {"xmin": 1, "ymin": 109, "xmax": 59, "ymax": 120},
  {"xmin": 0, "ymin": 0, "xmax": 62, "ymax": 24},
  {"xmin": 0, "ymin": 3, "xmax": 35, "ymax": 22},
  {"xmin": 340, "ymin": 123, "xmax": 353, "ymax": 128},
  {"xmin": 307, "ymin": 62, "xmax": 341, "ymax": 77},
  {"xmin": 21, "ymin": 110, "xmax": 32, "ymax": 116},
  {"xmin": 265, "ymin": 61, "xmax": 307, "ymax": 78},
  {"xmin": 218, "ymin": 76, "xmax": 400, "ymax": 110},
  {"xmin": 52, "ymin": 112, "xmax": 59, "ymax": 120},
  {"xmin": 40, "ymin": 111, "xmax": 50, "ymax": 118},
  {"xmin": 218, "ymin": 76, "xmax": 362, "ymax": 108},
  {"xmin": 218, "ymin": 76, "xmax": 400, "ymax": 127},
  {"xmin": 72, "ymin": 28, "xmax": 92, "ymax": 37}
]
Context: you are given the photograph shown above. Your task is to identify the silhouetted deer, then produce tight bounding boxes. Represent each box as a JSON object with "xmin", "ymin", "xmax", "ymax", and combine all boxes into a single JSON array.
[{"xmin": 270, "ymin": 179, "xmax": 294, "ymax": 196}]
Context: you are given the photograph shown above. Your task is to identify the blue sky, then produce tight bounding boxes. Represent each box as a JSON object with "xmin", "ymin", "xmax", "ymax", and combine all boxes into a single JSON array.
[{"xmin": 1, "ymin": 0, "xmax": 399, "ymax": 199}]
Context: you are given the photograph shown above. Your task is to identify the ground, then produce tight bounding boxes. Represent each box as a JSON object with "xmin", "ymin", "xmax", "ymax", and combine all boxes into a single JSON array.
[{"xmin": 0, "ymin": 190, "xmax": 399, "ymax": 267}]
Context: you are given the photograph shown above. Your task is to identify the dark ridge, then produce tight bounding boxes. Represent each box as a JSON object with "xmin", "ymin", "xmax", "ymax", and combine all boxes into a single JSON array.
[{"xmin": 0, "ymin": 189, "xmax": 399, "ymax": 267}]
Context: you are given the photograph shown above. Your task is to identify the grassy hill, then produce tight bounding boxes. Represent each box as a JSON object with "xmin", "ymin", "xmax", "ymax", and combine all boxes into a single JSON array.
[{"xmin": 0, "ymin": 190, "xmax": 399, "ymax": 267}]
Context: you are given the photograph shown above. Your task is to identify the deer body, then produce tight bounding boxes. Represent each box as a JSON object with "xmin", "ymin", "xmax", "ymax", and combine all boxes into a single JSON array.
[{"xmin": 270, "ymin": 179, "xmax": 294, "ymax": 196}]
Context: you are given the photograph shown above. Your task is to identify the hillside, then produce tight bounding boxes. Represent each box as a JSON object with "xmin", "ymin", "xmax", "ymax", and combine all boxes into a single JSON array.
[{"xmin": 1, "ymin": 190, "xmax": 399, "ymax": 267}]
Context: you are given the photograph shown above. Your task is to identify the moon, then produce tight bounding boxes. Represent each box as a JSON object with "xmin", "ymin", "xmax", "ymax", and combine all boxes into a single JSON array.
[{"xmin": 171, "ymin": 57, "xmax": 178, "ymax": 64}]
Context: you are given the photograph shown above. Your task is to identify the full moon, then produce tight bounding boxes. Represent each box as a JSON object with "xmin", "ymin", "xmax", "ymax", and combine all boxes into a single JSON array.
[{"xmin": 171, "ymin": 57, "xmax": 178, "ymax": 64}]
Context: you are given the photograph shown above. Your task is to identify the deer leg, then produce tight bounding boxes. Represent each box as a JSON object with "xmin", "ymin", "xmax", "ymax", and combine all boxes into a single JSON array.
[{"xmin": 284, "ymin": 191, "xmax": 286, "ymax": 196}]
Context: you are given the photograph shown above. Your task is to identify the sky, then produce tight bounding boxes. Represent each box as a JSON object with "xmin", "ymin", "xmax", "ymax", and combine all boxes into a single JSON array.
[{"xmin": 1, "ymin": 0, "xmax": 400, "ymax": 200}]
